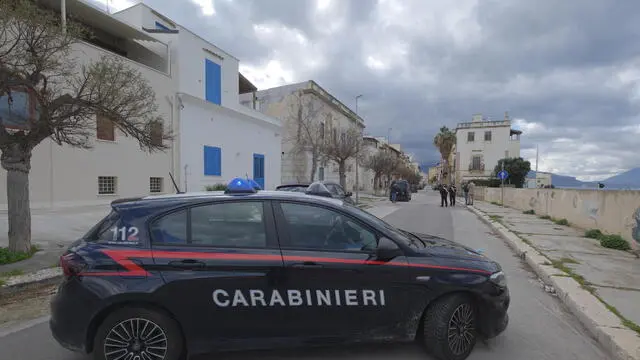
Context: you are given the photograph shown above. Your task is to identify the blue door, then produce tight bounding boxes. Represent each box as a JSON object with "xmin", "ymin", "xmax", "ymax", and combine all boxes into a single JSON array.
[{"xmin": 253, "ymin": 154, "xmax": 265, "ymax": 189}]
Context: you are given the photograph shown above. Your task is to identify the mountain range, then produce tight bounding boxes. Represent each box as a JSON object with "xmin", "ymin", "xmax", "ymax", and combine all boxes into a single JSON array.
[{"xmin": 528, "ymin": 168, "xmax": 640, "ymax": 189}]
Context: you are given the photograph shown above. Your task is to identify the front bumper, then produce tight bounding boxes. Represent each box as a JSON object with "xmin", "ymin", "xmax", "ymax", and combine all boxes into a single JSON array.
[{"xmin": 477, "ymin": 286, "xmax": 510, "ymax": 339}]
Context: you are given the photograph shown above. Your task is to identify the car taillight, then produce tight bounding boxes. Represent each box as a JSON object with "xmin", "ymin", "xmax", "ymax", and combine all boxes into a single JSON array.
[{"xmin": 60, "ymin": 253, "xmax": 87, "ymax": 277}]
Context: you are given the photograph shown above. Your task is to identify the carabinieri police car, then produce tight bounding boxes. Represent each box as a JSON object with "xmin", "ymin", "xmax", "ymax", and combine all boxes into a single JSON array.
[{"xmin": 50, "ymin": 178, "xmax": 509, "ymax": 360}]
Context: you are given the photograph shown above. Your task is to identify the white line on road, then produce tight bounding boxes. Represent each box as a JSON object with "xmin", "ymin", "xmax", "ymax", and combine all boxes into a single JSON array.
[{"xmin": 0, "ymin": 315, "xmax": 50, "ymax": 338}]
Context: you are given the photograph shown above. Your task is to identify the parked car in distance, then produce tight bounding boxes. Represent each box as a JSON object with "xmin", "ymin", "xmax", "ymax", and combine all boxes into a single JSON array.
[{"xmin": 276, "ymin": 180, "xmax": 355, "ymax": 205}]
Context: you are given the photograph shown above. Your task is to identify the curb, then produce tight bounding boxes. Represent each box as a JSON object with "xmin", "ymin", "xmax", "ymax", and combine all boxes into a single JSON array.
[
  {"xmin": 0, "ymin": 268, "xmax": 62, "ymax": 298},
  {"xmin": 468, "ymin": 205, "xmax": 640, "ymax": 360}
]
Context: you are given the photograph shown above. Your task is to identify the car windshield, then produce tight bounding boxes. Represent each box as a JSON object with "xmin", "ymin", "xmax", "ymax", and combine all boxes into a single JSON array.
[
  {"xmin": 396, "ymin": 181, "xmax": 408, "ymax": 189},
  {"xmin": 344, "ymin": 203, "xmax": 423, "ymax": 248}
]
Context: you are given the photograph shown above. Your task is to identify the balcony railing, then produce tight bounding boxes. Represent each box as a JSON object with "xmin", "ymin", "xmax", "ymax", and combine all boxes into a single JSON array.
[{"xmin": 456, "ymin": 120, "xmax": 510, "ymax": 129}]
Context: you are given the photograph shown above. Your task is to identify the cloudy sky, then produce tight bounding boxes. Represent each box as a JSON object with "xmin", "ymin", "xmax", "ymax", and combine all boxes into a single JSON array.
[{"xmin": 93, "ymin": 0, "xmax": 640, "ymax": 181}]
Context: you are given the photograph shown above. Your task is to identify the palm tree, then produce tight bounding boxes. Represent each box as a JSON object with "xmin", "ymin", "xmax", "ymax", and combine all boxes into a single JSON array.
[{"xmin": 433, "ymin": 126, "xmax": 456, "ymax": 184}]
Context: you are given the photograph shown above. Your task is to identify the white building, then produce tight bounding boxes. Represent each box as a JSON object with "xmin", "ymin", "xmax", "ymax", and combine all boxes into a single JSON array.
[
  {"xmin": 0, "ymin": 0, "xmax": 176, "ymax": 211},
  {"xmin": 454, "ymin": 113, "xmax": 522, "ymax": 183},
  {"xmin": 114, "ymin": 3, "xmax": 281, "ymax": 192},
  {"xmin": 240, "ymin": 81, "xmax": 364, "ymax": 190},
  {"xmin": 0, "ymin": 0, "xmax": 280, "ymax": 211}
]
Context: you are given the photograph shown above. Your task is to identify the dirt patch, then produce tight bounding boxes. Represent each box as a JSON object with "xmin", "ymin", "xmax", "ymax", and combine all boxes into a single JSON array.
[{"xmin": 0, "ymin": 284, "xmax": 56, "ymax": 326}]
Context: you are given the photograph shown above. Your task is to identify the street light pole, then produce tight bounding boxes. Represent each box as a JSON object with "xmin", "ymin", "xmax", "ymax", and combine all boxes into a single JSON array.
[{"xmin": 355, "ymin": 94, "xmax": 363, "ymax": 205}]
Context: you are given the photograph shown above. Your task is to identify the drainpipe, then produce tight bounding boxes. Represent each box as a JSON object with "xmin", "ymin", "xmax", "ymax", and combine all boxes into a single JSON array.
[{"xmin": 61, "ymin": 0, "xmax": 67, "ymax": 34}]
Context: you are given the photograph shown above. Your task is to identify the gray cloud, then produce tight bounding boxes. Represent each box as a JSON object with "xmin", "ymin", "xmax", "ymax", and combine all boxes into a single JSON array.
[{"xmin": 103, "ymin": 0, "xmax": 640, "ymax": 179}]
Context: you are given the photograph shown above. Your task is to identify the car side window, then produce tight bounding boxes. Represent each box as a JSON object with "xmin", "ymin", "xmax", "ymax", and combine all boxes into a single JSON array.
[
  {"xmin": 279, "ymin": 202, "xmax": 378, "ymax": 252},
  {"xmin": 190, "ymin": 201, "xmax": 267, "ymax": 248},
  {"xmin": 327, "ymin": 184, "xmax": 345, "ymax": 197},
  {"xmin": 150, "ymin": 209, "xmax": 188, "ymax": 244}
]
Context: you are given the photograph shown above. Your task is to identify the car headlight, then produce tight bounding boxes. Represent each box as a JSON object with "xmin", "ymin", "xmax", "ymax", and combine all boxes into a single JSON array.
[{"xmin": 489, "ymin": 271, "xmax": 507, "ymax": 287}]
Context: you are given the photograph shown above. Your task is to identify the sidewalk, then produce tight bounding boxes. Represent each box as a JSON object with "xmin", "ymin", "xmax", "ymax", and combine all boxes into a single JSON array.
[
  {"xmin": 0, "ymin": 205, "xmax": 110, "ymax": 275},
  {"xmin": 469, "ymin": 201, "xmax": 640, "ymax": 360}
]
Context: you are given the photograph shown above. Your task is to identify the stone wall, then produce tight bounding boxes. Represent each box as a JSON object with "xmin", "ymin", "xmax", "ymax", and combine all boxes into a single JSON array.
[{"xmin": 482, "ymin": 188, "xmax": 640, "ymax": 245}]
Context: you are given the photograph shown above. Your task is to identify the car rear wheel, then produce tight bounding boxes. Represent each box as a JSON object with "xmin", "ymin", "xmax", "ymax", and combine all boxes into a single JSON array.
[
  {"xmin": 93, "ymin": 307, "xmax": 184, "ymax": 360},
  {"xmin": 421, "ymin": 294, "xmax": 477, "ymax": 360}
]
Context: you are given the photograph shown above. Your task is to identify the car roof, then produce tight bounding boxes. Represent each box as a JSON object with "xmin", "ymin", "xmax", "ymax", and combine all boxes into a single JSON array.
[{"xmin": 111, "ymin": 190, "xmax": 346, "ymax": 211}]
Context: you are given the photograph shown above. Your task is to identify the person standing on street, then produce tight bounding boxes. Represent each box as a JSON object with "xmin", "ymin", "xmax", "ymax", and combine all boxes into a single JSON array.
[
  {"xmin": 439, "ymin": 184, "xmax": 449, "ymax": 207},
  {"xmin": 463, "ymin": 182, "xmax": 470, "ymax": 205},
  {"xmin": 449, "ymin": 184, "xmax": 457, "ymax": 206},
  {"xmin": 468, "ymin": 181, "xmax": 475, "ymax": 205},
  {"xmin": 390, "ymin": 180, "xmax": 399, "ymax": 203}
]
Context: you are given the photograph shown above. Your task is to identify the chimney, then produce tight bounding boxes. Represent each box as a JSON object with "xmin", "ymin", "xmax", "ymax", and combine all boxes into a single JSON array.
[{"xmin": 505, "ymin": 111, "xmax": 510, "ymax": 121}]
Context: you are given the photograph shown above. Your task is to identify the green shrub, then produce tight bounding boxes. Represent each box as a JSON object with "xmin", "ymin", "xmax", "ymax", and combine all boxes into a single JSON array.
[
  {"xmin": 553, "ymin": 218, "xmax": 569, "ymax": 226},
  {"xmin": 523, "ymin": 209, "xmax": 535, "ymax": 215},
  {"xmin": 600, "ymin": 235, "xmax": 631, "ymax": 251},
  {"xmin": 585, "ymin": 229, "xmax": 603, "ymax": 239},
  {"xmin": 205, "ymin": 184, "xmax": 227, "ymax": 191},
  {"xmin": 0, "ymin": 245, "xmax": 39, "ymax": 265},
  {"xmin": 539, "ymin": 215, "xmax": 551, "ymax": 220},
  {"xmin": 490, "ymin": 201, "xmax": 502, "ymax": 206}
]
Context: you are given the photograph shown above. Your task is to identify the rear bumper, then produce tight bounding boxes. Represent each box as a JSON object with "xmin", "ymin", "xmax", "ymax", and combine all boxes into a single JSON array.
[{"xmin": 49, "ymin": 279, "xmax": 96, "ymax": 353}]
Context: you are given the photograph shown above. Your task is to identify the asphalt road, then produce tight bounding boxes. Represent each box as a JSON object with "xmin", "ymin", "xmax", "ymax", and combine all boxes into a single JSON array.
[{"xmin": 0, "ymin": 191, "xmax": 608, "ymax": 360}]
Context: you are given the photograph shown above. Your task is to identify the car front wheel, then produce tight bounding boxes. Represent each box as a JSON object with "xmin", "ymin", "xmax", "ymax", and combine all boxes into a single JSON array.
[
  {"xmin": 421, "ymin": 293, "xmax": 477, "ymax": 360},
  {"xmin": 93, "ymin": 307, "xmax": 184, "ymax": 360}
]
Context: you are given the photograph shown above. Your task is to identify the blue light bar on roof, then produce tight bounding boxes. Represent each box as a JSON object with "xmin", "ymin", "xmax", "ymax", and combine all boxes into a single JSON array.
[{"xmin": 225, "ymin": 177, "xmax": 258, "ymax": 194}]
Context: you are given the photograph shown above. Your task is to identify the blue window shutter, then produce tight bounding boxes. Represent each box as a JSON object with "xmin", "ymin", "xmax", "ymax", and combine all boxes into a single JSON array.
[
  {"xmin": 155, "ymin": 21, "xmax": 170, "ymax": 31},
  {"xmin": 204, "ymin": 146, "xmax": 222, "ymax": 176},
  {"xmin": 205, "ymin": 59, "xmax": 222, "ymax": 105}
]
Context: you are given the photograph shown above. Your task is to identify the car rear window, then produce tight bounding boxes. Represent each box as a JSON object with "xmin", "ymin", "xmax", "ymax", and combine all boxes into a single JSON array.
[{"xmin": 86, "ymin": 209, "xmax": 142, "ymax": 245}]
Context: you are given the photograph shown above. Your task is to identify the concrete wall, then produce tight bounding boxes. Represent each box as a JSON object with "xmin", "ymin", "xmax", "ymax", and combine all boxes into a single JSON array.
[
  {"xmin": 179, "ymin": 95, "xmax": 281, "ymax": 192},
  {"xmin": 482, "ymin": 188, "xmax": 640, "ymax": 245},
  {"xmin": 0, "ymin": 41, "xmax": 174, "ymax": 210}
]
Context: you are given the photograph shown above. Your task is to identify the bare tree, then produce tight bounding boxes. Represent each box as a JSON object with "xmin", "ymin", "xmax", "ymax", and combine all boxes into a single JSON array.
[
  {"xmin": 382, "ymin": 152, "xmax": 401, "ymax": 193},
  {"xmin": 322, "ymin": 125, "xmax": 362, "ymax": 189},
  {"xmin": 0, "ymin": 0, "xmax": 172, "ymax": 252},
  {"xmin": 284, "ymin": 90, "xmax": 325, "ymax": 182},
  {"xmin": 364, "ymin": 149, "xmax": 393, "ymax": 194}
]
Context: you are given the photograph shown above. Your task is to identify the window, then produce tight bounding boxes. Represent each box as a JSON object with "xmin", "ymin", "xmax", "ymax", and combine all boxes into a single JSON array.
[
  {"xmin": 96, "ymin": 114, "xmax": 115, "ymax": 141},
  {"xmin": 150, "ymin": 177, "xmax": 163, "ymax": 193},
  {"xmin": 205, "ymin": 59, "xmax": 222, "ymax": 105},
  {"xmin": 325, "ymin": 183, "xmax": 345, "ymax": 197},
  {"xmin": 150, "ymin": 121, "xmax": 163, "ymax": 146},
  {"xmin": 505, "ymin": 150, "xmax": 510, "ymax": 158},
  {"xmin": 98, "ymin": 176, "xmax": 117, "ymax": 195},
  {"xmin": 467, "ymin": 132, "xmax": 475, "ymax": 142},
  {"xmin": 484, "ymin": 131, "xmax": 492, "ymax": 141},
  {"xmin": 191, "ymin": 202, "xmax": 266, "ymax": 248},
  {"xmin": 204, "ymin": 146, "xmax": 222, "ymax": 176},
  {"xmin": 320, "ymin": 122, "xmax": 325, "ymax": 139},
  {"xmin": 151, "ymin": 210, "xmax": 188, "ymax": 244},
  {"xmin": 471, "ymin": 156, "xmax": 482, "ymax": 171},
  {"xmin": 319, "ymin": 167, "xmax": 325, "ymax": 180},
  {"xmin": 279, "ymin": 203, "xmax": 378, "ymax": 252},
  {"xmin": 332, "ymin": 128, "xmax": 338, "ymax": 143},
  {"xmin": 155, "ymin": 21, "xmax": 170, "ymax": 31}
]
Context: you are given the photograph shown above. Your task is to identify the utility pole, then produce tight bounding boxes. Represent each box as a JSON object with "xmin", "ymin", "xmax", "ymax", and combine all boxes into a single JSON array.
[
  {"xmin": 501, "ymin": 161, "xmax": 505, "ymax": 207},
  {"xmin": 355, "ymin": 94, "xmax": 363, "ymax": 205},
  {"xmin": 536, "ymin": 144, "xmax": 539, "ymax": 172},
  {"xmin": 61, "ymin": 0, "xmax": 67, "ymax": 33}
]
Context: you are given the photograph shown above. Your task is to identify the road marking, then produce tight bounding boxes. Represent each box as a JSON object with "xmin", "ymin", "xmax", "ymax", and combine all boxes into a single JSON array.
[{"xmin": 0, "ymin": 315, "xmax": 50, "ymax": 338}]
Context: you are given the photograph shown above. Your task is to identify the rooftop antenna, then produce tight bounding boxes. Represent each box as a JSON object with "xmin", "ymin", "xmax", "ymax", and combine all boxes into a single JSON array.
[{"xmin": 169, "ymin": 172, "xmax": 183, "ymax": 194}]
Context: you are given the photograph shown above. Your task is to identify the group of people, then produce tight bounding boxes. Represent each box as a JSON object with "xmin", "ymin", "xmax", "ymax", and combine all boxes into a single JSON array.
[{"xmin": 436, "ymin": 181, "xmax": 475, "ymax": 207}]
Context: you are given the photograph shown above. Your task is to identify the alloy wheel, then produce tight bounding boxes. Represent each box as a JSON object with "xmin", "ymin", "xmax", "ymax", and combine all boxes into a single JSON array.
[{"xmin": 104, "ymin": 318, "xmax": 168, "ymax": 360}]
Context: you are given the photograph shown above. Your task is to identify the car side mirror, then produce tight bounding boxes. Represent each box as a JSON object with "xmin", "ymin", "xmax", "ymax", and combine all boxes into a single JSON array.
[
  {"xmin": 345, "ymin": 192, "xmax": 353, "ymax": 197},
  {"xmin": 376, "ymin": 237, "xmax": 402, "ymax": 261}
]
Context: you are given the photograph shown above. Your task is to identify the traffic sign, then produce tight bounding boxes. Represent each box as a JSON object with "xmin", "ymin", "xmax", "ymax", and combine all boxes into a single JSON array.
[{"xmin": 497, "ymin": 170, "xmax": 509, "ymax": 180}]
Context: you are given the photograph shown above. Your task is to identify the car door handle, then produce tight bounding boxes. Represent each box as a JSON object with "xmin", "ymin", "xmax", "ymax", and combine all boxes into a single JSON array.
[
  {"xmin": 291, "ymin": 261, "xmax": 324, "ymax": 268},
  {"xmin": 168, "ymin": 259, "xmax": 205, "ymax": 269}
]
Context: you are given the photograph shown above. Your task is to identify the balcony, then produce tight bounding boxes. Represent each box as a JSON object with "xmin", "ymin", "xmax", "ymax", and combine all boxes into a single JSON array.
[
  {"xmin": 456, "ymin": 120, "xmax": 510, "ymax": 129},
  {"xmin": 40, "ymin": 0, "xmax": 169, "ymax": 74}
]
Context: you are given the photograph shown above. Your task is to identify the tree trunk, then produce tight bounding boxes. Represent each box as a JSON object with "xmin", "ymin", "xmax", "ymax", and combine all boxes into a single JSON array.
[
  {"xmin": 309, "ymin": 151, "xmax": 318, "ymax": 182},
  {"xmin": 338, "ymin": 161, "xmax": 346, "ymax": 188},
  {"xmin": 1, "ymin": 144, "xmax": 32, "ymax": 253}
]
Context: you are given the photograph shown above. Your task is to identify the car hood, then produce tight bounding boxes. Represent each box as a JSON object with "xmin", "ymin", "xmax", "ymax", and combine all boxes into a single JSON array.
[{"xmin": 410, "ymin": 232, "xmax": 488, "ymax": 260}]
